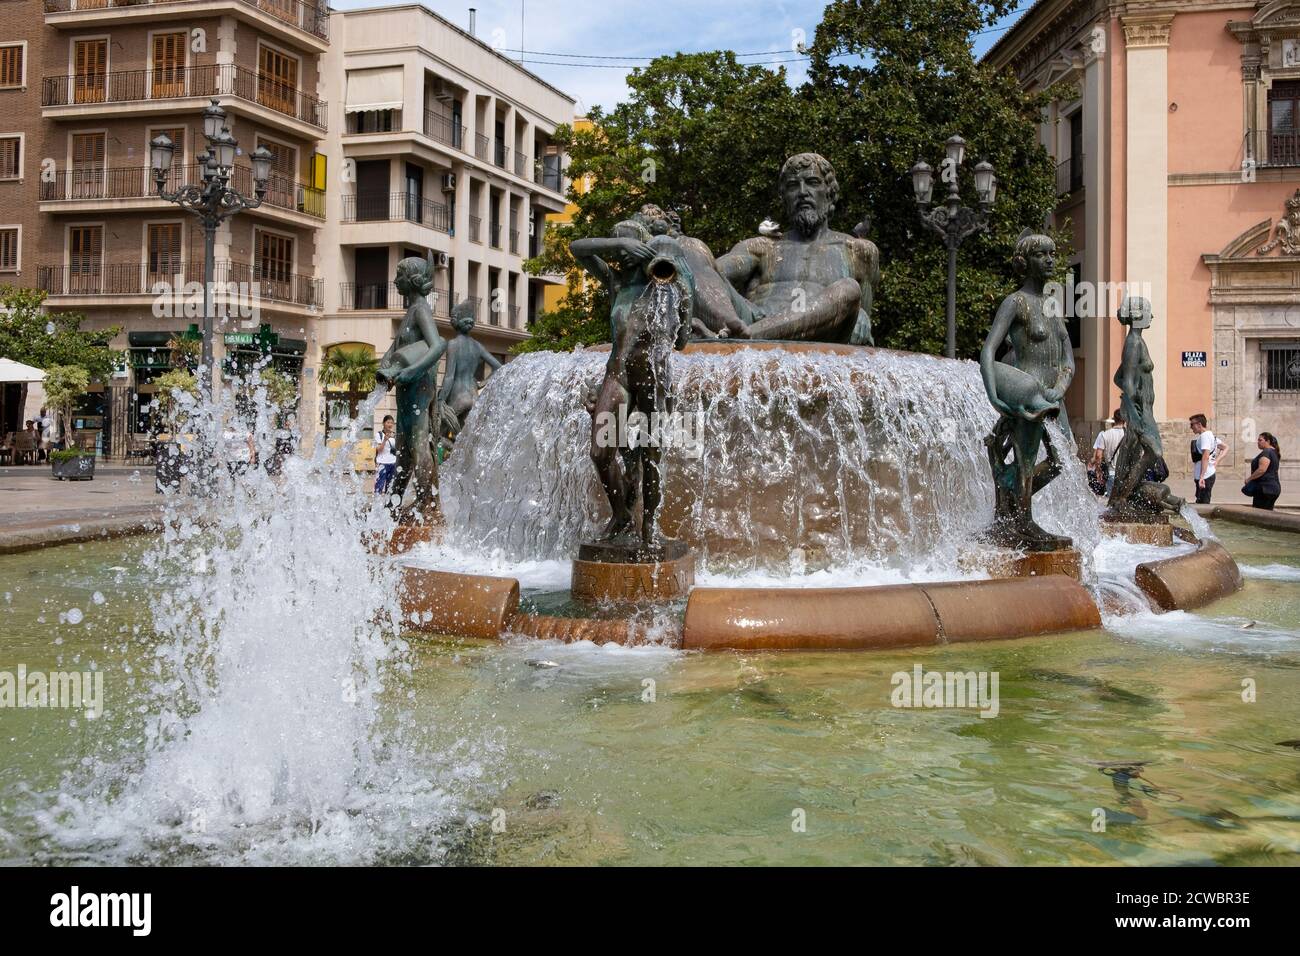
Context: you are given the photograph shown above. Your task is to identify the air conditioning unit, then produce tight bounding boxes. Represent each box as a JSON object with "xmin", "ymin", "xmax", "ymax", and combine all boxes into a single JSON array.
[
  {"xmin": 441, "ymin": 172, "xmax": 457, "ymax": 192},
  {"xmin": 432, "ymin": 80, "xmax": 455, "ymax": 104},
  {"xmin": 434, "ymin": 251, "xmax": 450, "ymax": 269}
]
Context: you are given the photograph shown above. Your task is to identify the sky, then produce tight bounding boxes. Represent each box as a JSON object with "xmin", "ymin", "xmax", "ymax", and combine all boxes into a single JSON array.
[{"xmin": 334, "ymin": 0, "xmax": 1034, "ymax": 115}]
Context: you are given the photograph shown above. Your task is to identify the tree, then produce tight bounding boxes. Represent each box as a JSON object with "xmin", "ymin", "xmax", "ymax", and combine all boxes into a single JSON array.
[
  {"xmin": 0, "ymin": 285, "xmax": 121, "ymax": 379},
  {"xmin": 258, "ymin": 366, "xmax": 299, "ymax": 413},
  {"xmin": 41, "ymin": 365, "xmax": 90, "ymax": 447},
  {"xmin": 319, "ymin": 346, "xmax": 378, "ymax": 394},
  {"xmin": 522, "ymin": 1, "xmax": 1064, "ymax": 358},
  {"xmin": 153, "ymin": 369, "xmax": 198, "ymax": 434}
]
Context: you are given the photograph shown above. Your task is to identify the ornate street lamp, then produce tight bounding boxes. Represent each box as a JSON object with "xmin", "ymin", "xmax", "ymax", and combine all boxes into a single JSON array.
[
  {"xmin": 910, "ymin": 135, "xmax": 998, "ymax": 359},
  {"xmin": 151, "ymin": 99, "xmax": 270, "ymax": 395}
]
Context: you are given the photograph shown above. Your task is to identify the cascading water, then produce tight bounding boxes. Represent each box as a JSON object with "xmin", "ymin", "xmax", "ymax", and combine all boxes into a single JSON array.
[
  {"xmin": 441, "ymin": 345, "xmax": 1101, "ymax": 580},
  {"xmin": 26, "ymin": 367, "xmax": 485, "ymax": 865}
]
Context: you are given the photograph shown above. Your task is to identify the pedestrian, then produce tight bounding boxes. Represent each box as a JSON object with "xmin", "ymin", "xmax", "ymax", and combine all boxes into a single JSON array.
[
  {"xmin": 1188, "ymin": 413, "xmax": 1227, "ymax": 504},
  {"xmin": 374, "ymin": 415, "xmax": 397, "ymax": 498},
  {"xmin": 1243, "ymin": 432, "xmax": 1282, "ymax": 510},
  {"xmin": 1089, "ymin": 409, "xmax": 1126, "ymax": 496},
  {"xmin": 38, "ymin": 407, "xmax": 53, "ymax": 461}
]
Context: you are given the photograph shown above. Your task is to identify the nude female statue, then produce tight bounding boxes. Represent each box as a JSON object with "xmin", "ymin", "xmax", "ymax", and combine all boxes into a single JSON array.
[
  {"xmin": 376, "ymin": 252, "xmax": 446, "ymax": 519},
  {"xmin": 979, "ymin": 231, "xmax": 1075, "ymax": 551}
]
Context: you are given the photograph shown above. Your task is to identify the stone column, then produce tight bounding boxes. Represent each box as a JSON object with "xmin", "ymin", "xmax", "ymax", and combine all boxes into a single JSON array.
[
  {"xmin": 1122, "ymin": 13, "xmax": 1173, "ymax": 421},
  {"xmin": 1081, "ymin": 35, "xmax": 1108, "ymax": 421}
]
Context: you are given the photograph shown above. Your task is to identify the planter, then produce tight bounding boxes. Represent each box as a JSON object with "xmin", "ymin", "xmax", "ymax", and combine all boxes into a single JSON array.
[{"xmin": 50, "ymin": 455, "xmax": 95, "ymax": 481}]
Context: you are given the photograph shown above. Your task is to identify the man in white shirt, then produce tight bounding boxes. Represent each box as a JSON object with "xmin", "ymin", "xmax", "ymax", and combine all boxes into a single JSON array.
[
  {"xmin": 1189, "ymin": 413, "xmax": 1227, "ymax": 504},
  {"xmin": 1090, "ymin": 409, "xmax": 1126, "ymax": 497}
]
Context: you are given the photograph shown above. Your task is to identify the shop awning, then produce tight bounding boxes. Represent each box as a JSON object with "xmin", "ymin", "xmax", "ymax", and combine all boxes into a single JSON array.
[
  {"xmin": 345, "ymin": 67, "xmax": 403, "ymax": 113},
  {"xmin": 0, "ymin": 358, "xmax": 46, "ymax": 383}
]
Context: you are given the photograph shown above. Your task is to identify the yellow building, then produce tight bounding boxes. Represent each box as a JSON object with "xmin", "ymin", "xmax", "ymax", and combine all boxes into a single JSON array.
[{"xmin": 542, "ymin": 117, "xmax": 594, "ymax": 314}]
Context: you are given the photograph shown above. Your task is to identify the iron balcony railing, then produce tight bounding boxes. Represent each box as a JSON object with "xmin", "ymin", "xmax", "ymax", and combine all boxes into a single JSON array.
[
  {"xmin": 45, "ymin": 0, "xmax": 330, "ymax": 40},
  {"xmin": 38, "ymin": 163, "xmax": 325, "ymax": 219},
  {"xmin": 535, "ymin": 164, "xmax": 563, "ymax": 194},
  {"xmin": 1055, "ymin": 154, "xmax": 1084, "ymax": 195},
  {"xmin": 42, "ymin": 63, "xmax": 328, "ymax": 131},
  {"xmin": 493, "ymin": 138, "xmax": 507, "ymax": 168},
  {"xmin": 1250, "ymin": 128, "xmax": 1300, "ymax": 167},
  {"xmin": 508, "ymin": 229, "xmax": 519, "ymax": 254},
  {"xmin": 42, "ymin": 0, "xmax": 330, "ymax": 42},
  {"xmin": 342, "ymin": 192, "xmax": 451, "ymax": 232},
  {"xmin": 489, "ymin": 222, "xmax": 502, "ymax": 248},
  {"xmin": 38, "ymin": 260, "xmax": 322, "ymax": 307},
  {"xmin": 509, "ymin": 305, "xmax": 521, "ymax": 328},
  {"xmin": 513, "ymin": 150, "xmax": 527, "ymax": 177},
  {"xmin": 423, "ymin": 110, "xmax": 465, "ymax": 150},
  {"xmin": 474, "ymin": 133, "xmax": 489, "ymax": 161},
  {"xmin": 468, "ymin": 215, "xmax": 481, "ymax": 243},
  {"xmin": 338, "ymin": 281, "xmax": 450, "ymax": 314}
]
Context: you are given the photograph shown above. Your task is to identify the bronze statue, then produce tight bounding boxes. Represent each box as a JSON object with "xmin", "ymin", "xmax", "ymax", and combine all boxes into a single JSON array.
[
  {"xmin": 570, "ymin": 220, "xmax": 692, "ymax": 558},
  {"xmin": 979, "ymin": 231, "xmax": 1075, "ymax": 551},
  {"xmin": 376, "ymin": 252, "xmax": 446, "ymax": 520},
  {"xmin": 715, "ymin": 153, "xmax": 879, "ymax": 344},
  {"xmin": 438, "ymin": 299, "xmax": 502, "ymax": 446},
  {"xmin": 1106, "ymin": 297, "xmax": 1185, "ymax": 519}
]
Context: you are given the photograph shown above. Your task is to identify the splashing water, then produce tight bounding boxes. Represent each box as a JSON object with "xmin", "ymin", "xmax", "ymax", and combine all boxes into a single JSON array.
[
  {"xmin": 442, "ymin": 346, "xmax": 1100, "ymax": 580},
  {"xmin": 27, "ymin": 366, "xmax": 486, "ymax": 865}
]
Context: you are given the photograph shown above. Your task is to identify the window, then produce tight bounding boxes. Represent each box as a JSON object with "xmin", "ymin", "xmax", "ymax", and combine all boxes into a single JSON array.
[
  {"xmin": 258, "ymin": 137, "xmax": 296, "ymax": 183},
  {"xmin": 70, "ymin": 132, "xmax": 106, "ymax": 199},
  {"xmin": 150, "ymin": 32, "xmax": 186, "ymax": 99},
  {"xmin": 257, "ymin": 45, "xmax": 298, "ymax": 117},
  {"xmin": 0, "ymin": 44, "xmax": 22, "ymax": 89},
  {"xmin": 1263, "ymin": 341, "xmax": 1300, "ymax": 394},
  {"xmin": 1268, "ymin": 81, "xmax": 1300, "ymax": 166},
  {"xmin": 68, "ymin": 225, "xmax": 103, "ymax": 293},
  {"xmin": 0, "ymin": 227, "xmax": 18, "ymax": 271},
  {"xmin": 146, "ymin": 223, "xmax": 181, "ymax": 281},
  {"xmin": 73, "ymin": 40, "xmax": 108, "ymax": 105},
  {"xmin": 347, "ymin": 109, "xmax": 398, "ymax": 134},
  {"xmin": 0, "ymin": 136, "xmax": 19, "ymax": 179},
  {"xmin": 1069, "ymin": 110, "xmax": 1084, "ymax": 192},
  {"xmin": 256, "ymin": 231, "xmax": 293, "ymax": 284}
]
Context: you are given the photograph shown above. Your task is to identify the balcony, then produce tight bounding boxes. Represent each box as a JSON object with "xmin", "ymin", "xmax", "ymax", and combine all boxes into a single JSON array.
[
  {"xmin": 493, "ymin": 139, "xmax": 507, "ymax": 169},
  {"xmin": 38, "ymin": 163, "xmax": 325, "ymax": 220},
  {"xmin": 1252, "ymin": 128, "xmax": 1300, "ymax": 167},
  {"xmin": 468, "ymin": 215, "xmax": 481, "ymax": 243},
  {"xmin": 534, "ymin": 163, "xmax": 563, "ymax": 195},
  {"xmin": 489, "ymin": 222, "xmax": 502, "ymax": 249},
  {"xmin": 38, "ymin": 260, "xmax": 322, "ymax": 308},
  {"xmin": 337, "ymin": 281, "xmax": 450, "ymax": 314},
  {"xmin": 474, "ymin": 133, "xmax": 489, "ymax": 161},
  {"xmin": 422, "ymin": 110, "xmax": 465, "ymax": 151},
  {"xmin": 513, "ymin": 150, "xmax": 528, "ymax": 178},
  {"xmin": 342, "ymin": 192, "xmax": 450, "ymax": 233},
  {"xmin": 1055, "ymin": 154, "xmax": 1083, "ymax": 196},
  {"xmin": 509, "ymin": 229, "xmax": 519, "ymax": 255},
  {"xmin": 42, "ymin": 63, "xmax": 327, "ymax": 131},
  {"xmin": 42, "ymin": 0, "xmax": 329, "ymax": 45}
]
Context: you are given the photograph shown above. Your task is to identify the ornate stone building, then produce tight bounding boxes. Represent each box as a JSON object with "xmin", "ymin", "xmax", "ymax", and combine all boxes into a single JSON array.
[{"xmin": 987, "ymin": 0, "xmax": 1300, "ymax": 502}]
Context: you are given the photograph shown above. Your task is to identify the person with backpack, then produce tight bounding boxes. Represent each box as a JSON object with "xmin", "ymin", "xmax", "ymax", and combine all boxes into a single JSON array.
[
  {"xmin": 1089, "ymin": 410, "xmax": 1126, "ymax": 496},
  {"xmin": 1188, "ymin": 413, "xmax": 1227, "ymax": 504}
]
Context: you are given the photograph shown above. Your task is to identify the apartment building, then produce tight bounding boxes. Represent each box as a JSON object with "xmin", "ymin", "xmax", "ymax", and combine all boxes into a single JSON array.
[
  {"xmin": 0, "ymin": 0, "xmax": 332, "ymax": 456},
  {"xmin": 313, "ymin": 3, "xmax": 572, "ymax": 445},
  {"xmin": 985, "ymin": 0, "xmax": 1300, "ymax": 495}
]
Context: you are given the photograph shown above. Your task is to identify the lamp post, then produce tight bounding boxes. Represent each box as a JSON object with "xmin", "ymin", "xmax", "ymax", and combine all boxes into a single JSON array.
[
  {"xmin": 909, "ymin": 135, "xmax": 998, "ymax": 359},
  {"xmin": 151, "ymin": 99, "xmax": 273, "ymax": 396}
]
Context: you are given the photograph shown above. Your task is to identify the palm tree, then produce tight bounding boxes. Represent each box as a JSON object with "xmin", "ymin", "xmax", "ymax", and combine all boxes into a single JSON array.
[
  {"xmin": 167, "ymin": 334, "xmax": 200, "ymax": 372},
  {"xmin": 319, "ymin": 346, "xmax": 378, "ymax": 394}
]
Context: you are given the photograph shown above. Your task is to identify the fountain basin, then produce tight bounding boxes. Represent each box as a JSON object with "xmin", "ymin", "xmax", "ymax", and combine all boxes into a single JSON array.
[{"xmin": 1135, "ymin": 539, "xmax": 1243, "ymax": 612}]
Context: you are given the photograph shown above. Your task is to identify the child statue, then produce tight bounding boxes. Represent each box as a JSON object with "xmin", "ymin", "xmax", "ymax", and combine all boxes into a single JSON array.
[
  {"xmin": 376, "ymin": 252, "xmax": 446, "ymax": 521},
  {"xmin": 570, "ymin": 212, "xmax": 693, "ymax": 556},
  {"xmin": 438, "ymin": 299, "xmax": 502, "ymax": 445},
  {"xmin": 979, "ymin": 230, "xmax": 1075, "ymax": 551}
]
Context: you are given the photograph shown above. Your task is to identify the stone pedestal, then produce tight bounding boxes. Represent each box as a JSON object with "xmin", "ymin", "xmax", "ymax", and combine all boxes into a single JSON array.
[
  {"xmin": 571, "ymin": 539, "xmax": 695, "ymax": 603},
  {"xmin": 385, "ymin": 520, "xmax": 443, "ymax": 555},
  {"xmin": 962, "ymin": 546, "xmax": 1083, "ymax": 581},
  {"xmin": 1101, "ymin": 520, "xmax": 1174, "ymax": 546}
]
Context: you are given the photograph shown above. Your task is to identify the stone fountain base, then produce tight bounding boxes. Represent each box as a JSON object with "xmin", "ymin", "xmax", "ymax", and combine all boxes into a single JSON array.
[
  {"xmin": 571, "ymin": 541, "xmax": 695, "ymax": 603},
  {"xmin": 1101, "ymin": 517, "xmax": 1175, "ymax": 546},
  {"xmin": 960, "ymin": 546, "xmax": 1083, "ymax": 581}
]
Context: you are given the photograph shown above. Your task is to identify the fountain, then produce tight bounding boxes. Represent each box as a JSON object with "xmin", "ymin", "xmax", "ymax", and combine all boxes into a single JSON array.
[{"xmin": 383, "ymin": 151, "xmax": 1259, "ymax": 652}]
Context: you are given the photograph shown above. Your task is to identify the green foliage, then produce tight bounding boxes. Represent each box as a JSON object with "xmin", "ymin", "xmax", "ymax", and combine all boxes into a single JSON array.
[
  {"xmin": 0, "ymin": 285, "xmax": 121, "ymax": 379},
  {"xmin": 167, "ymin": 334, "xmax": 200, "ymax": 372},
  {"xmin": 49, "ymin": 448, "xmax": 92, "ymax": 462},
  {"xmin": 258, "ymin": 366, "xmax": 299, "ymax": 411},
  {"xmin": 154, "ymin": 368, "xmax": 198, "ymax": 431},
  {"xmin": 319, "ymin": 346, "xmax": 378, "ymax": 393},
  {"xmin": 41, "ymin": 364, "xmax": 90, "ymax": 443},
  {"xmin": 523, "ymin": 0, "xmax": 1065, "ymax": 358}
]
